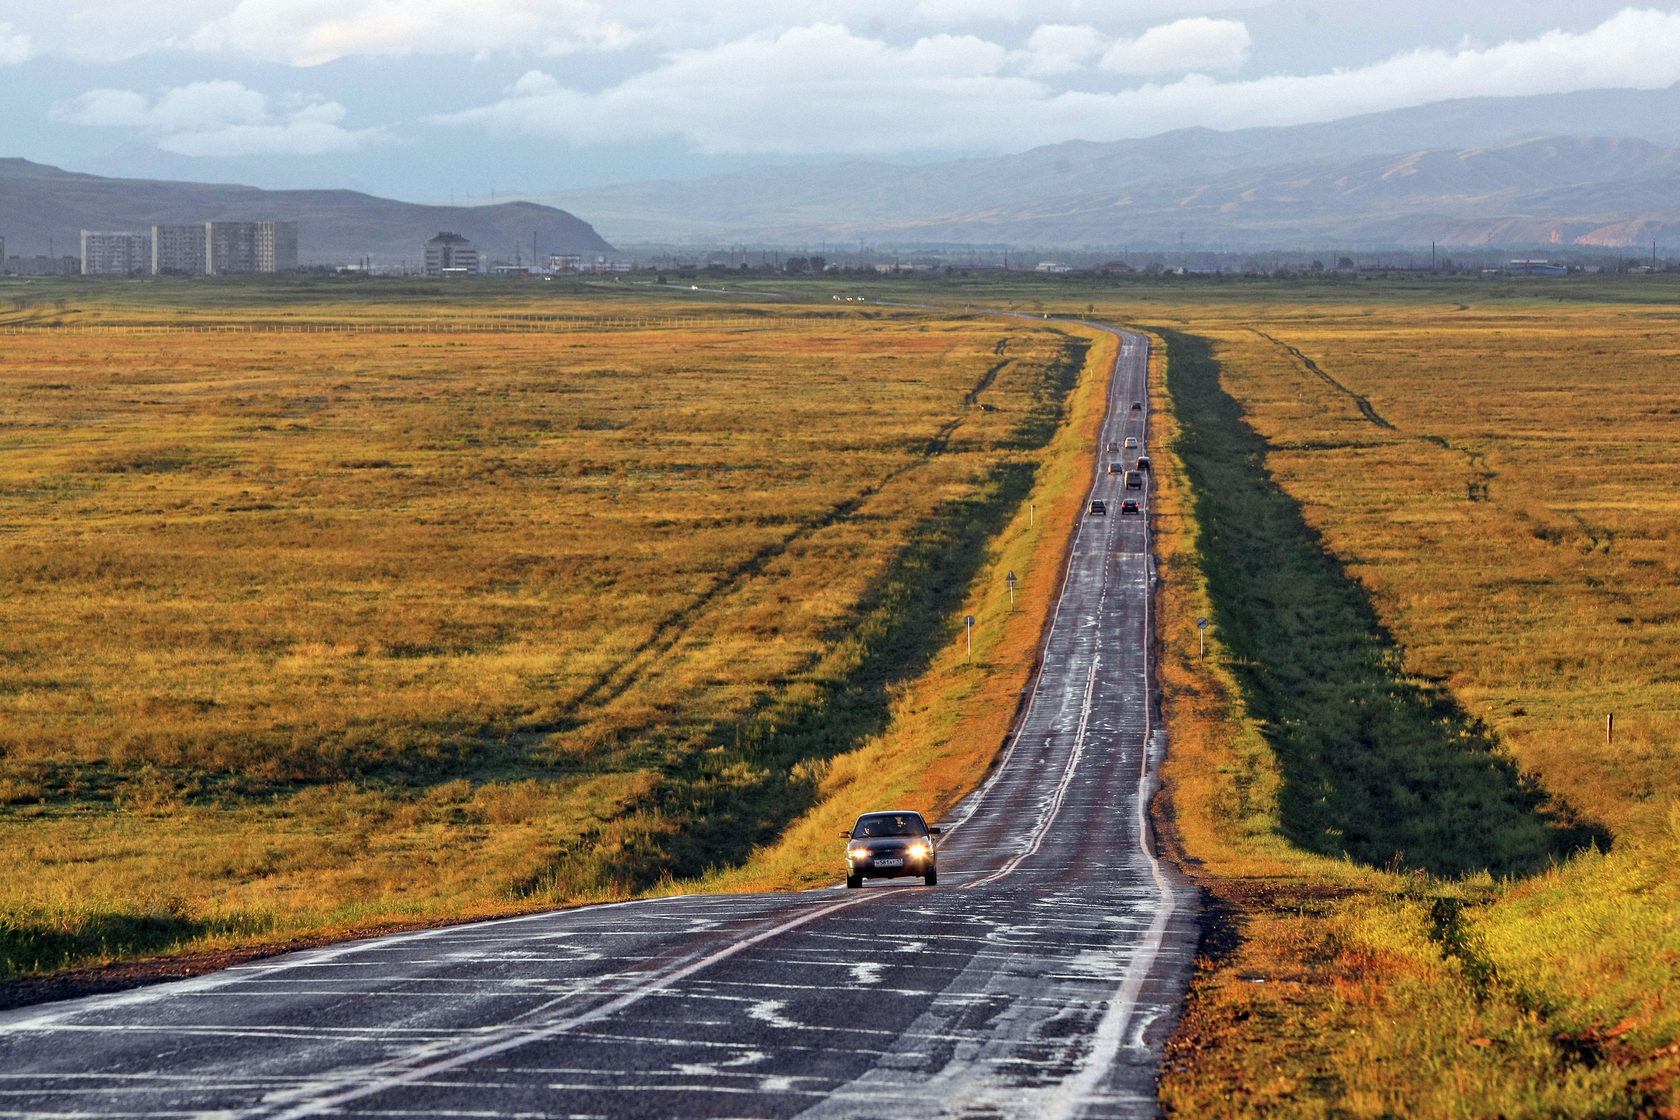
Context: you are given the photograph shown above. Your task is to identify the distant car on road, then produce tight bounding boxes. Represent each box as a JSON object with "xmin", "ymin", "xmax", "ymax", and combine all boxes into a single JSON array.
[
  {"xmin": 1105, "ymin": 441, "xmax": 1119, "ymax": 452},
  {"xmin": 843, "ymin": 811, "xmax": 940, "ymax": 887},
  {"xmin": 1135, "ymin": 455, "xmax": 1152, "ymax": 472},
  {"xmin": 1124, "ymin": 436, "xmax": 1138, "ymax": 449},
  {"xmin": 1120, "ymin": 499, "xmax": 1141, "ymax": 515},
  {"xmin": 1089, "ymin": 499, "xmax": 1107, "ymax": 515},
  {"xmin": 1107, "ymin": 462, "xmax": 1123, "ymax": 474},
  {"xmin": 1131, "ymin": 401, "xmax": 1143, "ymax": 411},
  {"xmin": 1125, "ymin": 471, "xmax": 1143, "ymax": 490}
]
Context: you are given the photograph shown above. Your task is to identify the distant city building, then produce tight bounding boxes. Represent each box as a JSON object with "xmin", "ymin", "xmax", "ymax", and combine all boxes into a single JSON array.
[
  {"xmin": 81, "ymin": 230, "xmax": 152, "ymax": 275},
  {"xmin": 152, "ymin": 224, "xmax": 207, "ymax": 276},
  {"xmin": 208, "ymin": 221, "xmax": 298, "ymax": 274},
  {"xmin": 149, "ymin": 221, "xmax": 297, "ymax": 275},
  {"xmin": 424, "ymin": 232, "xmax": 480, "ymax": 276},
  {"xmin": 1034, "ymin": 261, "xmax": 1073, "ymax": 273},
  {"xmin": 1506, "ymin": 259, "xmax": 1568, "ymax": 276},
  {"xmin": 548, "ymin": 253, "xmax": 582, "ymax": 273},
  {"xmin": 5, "ymin": 255, "xmax": 79, "ymax": 276}
]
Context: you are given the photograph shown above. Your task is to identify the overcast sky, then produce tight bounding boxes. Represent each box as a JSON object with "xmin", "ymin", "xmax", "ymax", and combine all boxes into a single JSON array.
[{"xmin": 4, "ymin": 1, "xmax": 1680, "ymax": 200}]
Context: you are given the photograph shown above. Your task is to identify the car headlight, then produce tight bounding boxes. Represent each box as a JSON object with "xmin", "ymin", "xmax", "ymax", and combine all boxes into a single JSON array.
[
  {"xmin": 849, "ymin": 846, "xmax": 870, "ymax": 860},
  {"xmin": 907, "ymin": 842, "xmax": 928, "ymax": 859}
]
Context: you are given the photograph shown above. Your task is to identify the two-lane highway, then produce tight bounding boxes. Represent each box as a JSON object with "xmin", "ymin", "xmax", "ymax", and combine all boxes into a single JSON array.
[{"xmin": 0, "ymin": 326, "xmax": 1196, "ymax": 1119}]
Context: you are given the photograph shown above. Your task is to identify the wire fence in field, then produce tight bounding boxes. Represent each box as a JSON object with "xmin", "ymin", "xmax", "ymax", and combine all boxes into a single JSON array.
[{"xmin": 0, "ymin": 310, "xmax": 883, "ymax": 336}]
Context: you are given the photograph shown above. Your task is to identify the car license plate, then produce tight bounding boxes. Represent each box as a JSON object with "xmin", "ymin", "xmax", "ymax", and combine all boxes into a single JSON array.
[{"xmin": 874, "ymin": 857, "xmax": 905, "ymax": 867}]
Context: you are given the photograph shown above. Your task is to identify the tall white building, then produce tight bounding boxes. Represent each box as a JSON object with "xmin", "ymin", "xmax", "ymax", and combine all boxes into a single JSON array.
[
  {"xmin": 424, "ymin": 232, "xmax": 480, "ymax": 276},
  {"xmin": 207, "ymin": 221, "xmax": 298, "ymax": 274},
  {"xmin": 256, "ymin": 221, "xmax": 298, "ymax": 273},
  {"xmin": 82, "ymin": 231, "xmax": 153, "ymax": 275},
  {"xmin": 150, "ymin": 221, "xmax": 298, "ymax": 275},
  {"xmin": 152, "ymin": 224, "xmax": 208, "ymax": 275}
]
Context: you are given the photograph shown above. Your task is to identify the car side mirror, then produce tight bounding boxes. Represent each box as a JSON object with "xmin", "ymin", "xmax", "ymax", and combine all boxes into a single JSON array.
[
  {"xmin": 839, "ymin": 831, "xmax": 851, "ymax": 839},
  {"xmin": 929, "ymin": 827, "xmax": 942, "ymax": 835}
]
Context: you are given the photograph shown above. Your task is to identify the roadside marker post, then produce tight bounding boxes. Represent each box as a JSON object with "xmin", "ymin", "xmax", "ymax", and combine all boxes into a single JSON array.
[
  {"xmin": 1197, "ymin": 617, "xmax": 1209, "ymax": 659},
  {"xmin": 1006, "ymin": 570, "xmax": 1017, "ymax": 606},
  {"xmin": 965, "ymin": 615, "xmax": 976, "ymax": 659}
]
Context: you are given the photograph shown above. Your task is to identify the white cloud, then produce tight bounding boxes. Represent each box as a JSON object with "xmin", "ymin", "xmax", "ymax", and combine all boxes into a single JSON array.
[
  {"xmin": 1100, "ymin": 17, "xmax": 1250, "ymax": 74},
  {"xmin": 0, "ymin": 1, "xmax": 1274, "ymax": 65},
  {"xmin": 431, "ymin": 24, "xmax": 1026, "ymax": 154},
  {"xmin": 1020, "ymin": 24, "xmax": 1107, "ymax": 76},
  {"xmin": 0, "ymin": 22, "xmax": 34, "ymax": 63},
  {"xmin": 187, "ymin": 0, "xmax": 636, "ymax": 65},
  {"xmin": 429, "ymin": 9, "xmax": 1680, "ymax": 156},
  {"xmin": 51, "ymin": 80, "xmax": 382, "ymax": 156}
]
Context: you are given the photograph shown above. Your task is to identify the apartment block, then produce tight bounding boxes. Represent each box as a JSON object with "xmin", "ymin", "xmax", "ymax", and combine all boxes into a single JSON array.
[
  {"xmin": 81, "ymin": 230, "xmax": 153, "ymax": 275},
  {"xmin": 152, "ymin": 224, "xmax": 208, "ymax": 275},
  {"xmin": 207, "ymin": 221, "xmax": 299, "ymax": 275},
  {"xmin": 148, "ymin": 221, "xmax": 298, "ymax": 275}
]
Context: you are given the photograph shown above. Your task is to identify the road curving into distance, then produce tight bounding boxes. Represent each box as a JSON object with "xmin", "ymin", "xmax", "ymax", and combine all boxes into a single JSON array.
[{"xmin": 0, "ymin": 325, "xmax": 1196, "ymax": 1119}]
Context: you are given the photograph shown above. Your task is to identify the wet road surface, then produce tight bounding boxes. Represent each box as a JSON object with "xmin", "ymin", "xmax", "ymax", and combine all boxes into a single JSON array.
[{"xmin": 0, "ymin": 326, "xmax": 1197, "ymax": 1119}]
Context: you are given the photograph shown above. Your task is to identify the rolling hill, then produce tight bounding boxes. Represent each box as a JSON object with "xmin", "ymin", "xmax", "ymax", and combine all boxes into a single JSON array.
[
  {"xmin": 544, "ymin": 85, "xmax": 1680, "ymax": 249},
  {"xmin": 0, "ymin": 159, "xmax": 613, "ymax": 265}
]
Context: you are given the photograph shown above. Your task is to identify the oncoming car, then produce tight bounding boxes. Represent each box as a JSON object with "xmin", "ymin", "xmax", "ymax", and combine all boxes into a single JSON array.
[{"xmin": 842, "ymin": 810, "xmax": 940, "ymax": 887}]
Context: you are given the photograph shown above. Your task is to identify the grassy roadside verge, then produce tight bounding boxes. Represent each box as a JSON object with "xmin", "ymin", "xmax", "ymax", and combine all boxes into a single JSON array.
[{"xmin": 1149, "ymin": 326, "xmax": 1679, "ymax": 1117}]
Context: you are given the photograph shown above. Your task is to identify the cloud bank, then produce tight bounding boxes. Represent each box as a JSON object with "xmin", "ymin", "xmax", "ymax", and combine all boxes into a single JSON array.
[
  {"xmin": 429, "ymin": 9, "xmax": 1680, "ymax": 155},
  {"xmin": 51, "ymin": 80, "xmax": 383, "ymax": 155}
]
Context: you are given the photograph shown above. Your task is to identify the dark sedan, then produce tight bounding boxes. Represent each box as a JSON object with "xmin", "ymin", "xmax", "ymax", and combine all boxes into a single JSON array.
[{"xmin": 842, "ymin": 811, "xmax": 940, "ymax": 887}]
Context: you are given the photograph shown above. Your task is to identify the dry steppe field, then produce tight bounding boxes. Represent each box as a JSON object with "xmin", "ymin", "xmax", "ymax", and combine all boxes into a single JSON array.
[
  {"xmin": 1106, "ymin": 281, "xmax": 1680, "ymax": 1118},
  {"xmin": 0, "ymin": 282, "xmax": 1106, "ymax": 978}
]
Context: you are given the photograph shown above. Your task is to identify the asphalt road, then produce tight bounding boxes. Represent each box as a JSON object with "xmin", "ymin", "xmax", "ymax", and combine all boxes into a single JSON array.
[{"xmin": 0, "ymin": 326, "xmax": 1196, "ymax": 1120}]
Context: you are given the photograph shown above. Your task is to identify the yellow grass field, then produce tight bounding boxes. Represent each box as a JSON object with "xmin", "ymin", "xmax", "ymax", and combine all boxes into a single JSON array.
[
  {"xmin": 0, "ymin": 283, "xmax": 1112, "ymax": 978},
  {"xmin": 1086, "ymin": 283, "xmax": 1680, "ymax": 1117}
]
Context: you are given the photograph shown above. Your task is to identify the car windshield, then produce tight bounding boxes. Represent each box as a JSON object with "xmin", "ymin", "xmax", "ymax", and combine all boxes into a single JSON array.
[{"xmin": 853, "ymin": 813, "xmax": 924, "ymax": 838}]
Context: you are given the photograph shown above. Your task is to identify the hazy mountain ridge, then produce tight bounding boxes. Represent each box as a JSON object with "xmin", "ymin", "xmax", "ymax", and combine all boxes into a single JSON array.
[
  {"xmin": 545, "ymin": 86, "xmax": 1680, "ymax": 248},
  {"xmin": 0, "ymin": 159, "xmax": 613, "ymax": 264}
]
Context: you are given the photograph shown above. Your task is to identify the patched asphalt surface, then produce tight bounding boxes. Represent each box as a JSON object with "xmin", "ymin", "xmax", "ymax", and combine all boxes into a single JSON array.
[{"xmin": 0, "ymin": 327, "xmax": 1197, "ymax": 1119}]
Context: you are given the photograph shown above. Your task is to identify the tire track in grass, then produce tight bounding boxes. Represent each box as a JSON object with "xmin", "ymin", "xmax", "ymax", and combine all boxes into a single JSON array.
[
  {"xmin": 556, "ymin": 335, "xmax": 1031, "ymax": 721},
  {"xmin": 1249, "ymin": 328, "xmax": 1396, "ymax": 430}
]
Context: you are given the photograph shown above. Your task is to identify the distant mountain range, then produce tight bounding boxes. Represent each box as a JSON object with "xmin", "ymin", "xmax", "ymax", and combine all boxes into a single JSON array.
[
  {"xmin": 9, "ymin": 84, "xmax": 1680, "ymax": 256},
  {"xmin": 0, "ymin": 159, "xmax": 613, "ymax": 264},
  {"xmin": 544, "ymin": 85, "xmax": 1680, "ymax": 250}
]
